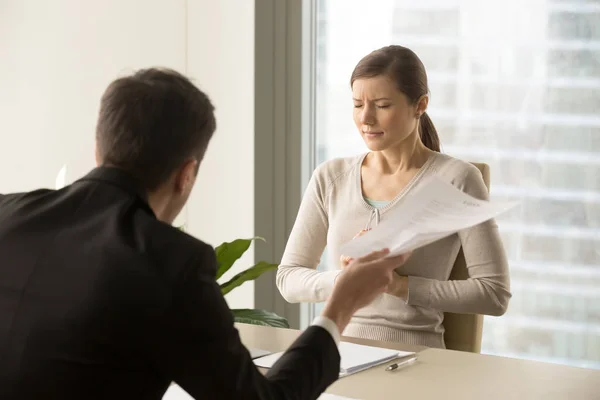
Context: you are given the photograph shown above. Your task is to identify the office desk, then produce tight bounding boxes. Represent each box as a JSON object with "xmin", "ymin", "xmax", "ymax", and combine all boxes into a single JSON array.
[{"xmin": 237, "ymin": 323, "xmax": 600, "ymax": 400}]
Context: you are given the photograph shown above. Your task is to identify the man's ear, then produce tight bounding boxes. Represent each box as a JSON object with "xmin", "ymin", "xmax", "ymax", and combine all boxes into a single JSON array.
[
  {"xmin": 94, "ymin": 144, "xmax": 101, "ymax": 166},
  {"xmin": 175, "ymin": 159, "xmax": 198, "ymax": 195}
]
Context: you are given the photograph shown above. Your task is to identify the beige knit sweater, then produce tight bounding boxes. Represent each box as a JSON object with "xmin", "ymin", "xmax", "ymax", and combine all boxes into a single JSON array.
[{"xmin": 276, "ymin": 152, "xmax": 511, "ymax": 348}]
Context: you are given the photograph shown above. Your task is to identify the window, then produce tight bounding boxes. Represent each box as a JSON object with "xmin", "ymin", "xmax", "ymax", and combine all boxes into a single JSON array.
[{"xmin": 309, "ymin": 0, "xmax": 600, "ymax": 369}]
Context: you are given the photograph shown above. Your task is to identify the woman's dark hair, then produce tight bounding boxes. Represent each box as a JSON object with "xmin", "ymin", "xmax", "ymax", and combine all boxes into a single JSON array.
[{"xmin": 350, "ymin": 45, "xmax": 440, "ymax": 152}]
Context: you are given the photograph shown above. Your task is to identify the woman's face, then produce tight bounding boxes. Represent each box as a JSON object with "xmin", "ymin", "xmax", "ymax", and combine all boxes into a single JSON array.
[{"xmin": 352, "ymin": 75, "xmax": 424, "ymax": 152}]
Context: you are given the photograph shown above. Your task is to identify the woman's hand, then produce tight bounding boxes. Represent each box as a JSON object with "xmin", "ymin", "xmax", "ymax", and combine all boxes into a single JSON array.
[
  {"xmin": 386, "ymin": 274, "xmax": 409, "ymax": 301},
  {"xmin": 340, "ymin": 229, "xmax": 411, "ymax": 301},
  {"xmin": 340, "ymin": 229, "xmax": 371, "ymax": 269}
]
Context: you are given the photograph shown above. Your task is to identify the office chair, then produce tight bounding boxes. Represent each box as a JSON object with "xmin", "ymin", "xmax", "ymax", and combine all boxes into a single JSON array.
[{"xmin": 442, "ymin": 162, "xmax": 490, "ymax": 353}]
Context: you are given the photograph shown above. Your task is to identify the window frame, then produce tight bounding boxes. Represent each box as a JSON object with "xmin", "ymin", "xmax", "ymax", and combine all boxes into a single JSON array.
[{"xmin": 253, "ymin": 0, "xmax": 317, "ymax": 329}]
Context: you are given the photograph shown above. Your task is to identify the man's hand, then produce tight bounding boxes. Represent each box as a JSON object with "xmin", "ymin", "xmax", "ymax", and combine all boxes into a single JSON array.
[{"xmin": 322, "ymin": 249, "xmax": 411, "ymax": 333}]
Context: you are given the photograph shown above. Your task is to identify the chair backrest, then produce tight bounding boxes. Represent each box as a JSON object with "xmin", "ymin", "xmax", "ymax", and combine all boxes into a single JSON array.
[{"xmin": 442, "ymin": 162, "xmax": 489, "ymax": 353}]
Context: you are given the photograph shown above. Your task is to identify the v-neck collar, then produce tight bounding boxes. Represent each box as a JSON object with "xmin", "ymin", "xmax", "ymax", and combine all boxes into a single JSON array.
[{"xmin": 355, "ymin": 151, "xmax": 439, "ymax": 214}]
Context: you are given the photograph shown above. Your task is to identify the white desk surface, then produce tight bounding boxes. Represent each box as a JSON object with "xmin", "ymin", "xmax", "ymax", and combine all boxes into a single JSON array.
[{"xmin": 237, "ymin": 323, "xmax": 600, "ymax": 400}]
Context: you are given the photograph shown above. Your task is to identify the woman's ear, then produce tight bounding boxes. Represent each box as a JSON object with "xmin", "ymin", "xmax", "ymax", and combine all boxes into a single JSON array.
[{"xmin": 416, "ymin": 94, "xmax": 429, "ymax": 117}]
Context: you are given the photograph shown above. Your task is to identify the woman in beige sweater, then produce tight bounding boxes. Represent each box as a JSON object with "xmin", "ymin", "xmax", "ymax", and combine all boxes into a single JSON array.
[{"xmin": 276, "ymin": 45, "xmax": 511, "ymax": 348}]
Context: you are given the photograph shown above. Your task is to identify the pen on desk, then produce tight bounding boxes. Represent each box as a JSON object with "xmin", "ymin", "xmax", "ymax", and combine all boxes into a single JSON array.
[{"xmin": 385, "ymin": 355, "xmax": 418, "ymax": 371}]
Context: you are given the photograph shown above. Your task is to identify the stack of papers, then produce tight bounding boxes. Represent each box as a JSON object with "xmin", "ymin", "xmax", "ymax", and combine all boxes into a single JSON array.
[
  {"xmin": 254, "ymin": 341, "xmax": 415, "ymax": 378},
  {"xmin": 337, "ymin": 342, "xmax": 412, "ymax": 377},
  {"xmin": 339, "ymin": 176, "xmax": 517, "ymax": 258}
]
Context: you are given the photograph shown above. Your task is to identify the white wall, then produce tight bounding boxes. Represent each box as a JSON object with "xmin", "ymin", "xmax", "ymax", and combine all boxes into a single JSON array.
[
  {"xmin": 0, "ymin": 0, "xmax": 255, "ymax": 309},
  {"xmin": 186, "ymin": 0, "xmax": 255, "ymax": 309}
]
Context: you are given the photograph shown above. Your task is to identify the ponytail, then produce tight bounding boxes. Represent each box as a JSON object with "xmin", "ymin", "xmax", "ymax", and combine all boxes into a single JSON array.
[{"xmin": 418, "ymin": 112, "xmax": 440, "ymax": 152}]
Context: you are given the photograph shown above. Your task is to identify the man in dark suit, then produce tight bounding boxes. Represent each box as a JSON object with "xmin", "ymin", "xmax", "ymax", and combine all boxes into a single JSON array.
[{"xmin": 0, "ymin": 68, "xmax": 408, "ymax": 399}]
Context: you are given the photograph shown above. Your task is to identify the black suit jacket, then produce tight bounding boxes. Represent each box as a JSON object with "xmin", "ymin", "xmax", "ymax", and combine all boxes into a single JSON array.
[{"xmin": 0, "ymin": 167, "xmax": 340, "ymax": 400}]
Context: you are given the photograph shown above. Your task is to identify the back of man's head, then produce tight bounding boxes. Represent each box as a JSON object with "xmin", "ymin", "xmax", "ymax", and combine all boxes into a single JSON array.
[{"xmin": 95, "ymin": 68, "xmax": 216, "ymax": 190}]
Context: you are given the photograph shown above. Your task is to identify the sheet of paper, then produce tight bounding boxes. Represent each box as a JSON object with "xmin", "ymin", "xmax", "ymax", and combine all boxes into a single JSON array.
[
  {"xmin": 254, "ymin": 342, "xmax": 414, "ymax": 378},
  {"xmin": 163, "ymin": 384, "xmax": 360, "ymax": 400},
  {"xmin": 163, "ymin": 384, "xmax": 193, "ymax": 400},
  {"xmin": 253, "ymin": 351, "xmax": 284, "ymax": 368},
  {"xmin": 163, "ymin": 383, "xmax": 359, "ymax": 400},
  {"xmin": 248, "ymin": 347, "xmax": 271, "ymax": 360},
  {"xmin": 340, "ymin": 176, "xmax": 518, "ymax": 258},
  {"xmin": 338, "ymin": 342, "xmax": 411, "ymax": 375},
  {"xmin": 318, "ymin": 394, "xmax": 359, "ymax": 400}
]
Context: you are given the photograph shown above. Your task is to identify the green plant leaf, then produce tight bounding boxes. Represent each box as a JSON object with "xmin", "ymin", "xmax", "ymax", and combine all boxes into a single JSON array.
[
  {"xmin": 232, "ymin": 308, "xmax": 289, "ymax": 328},
  {"xmin": 220, "ymin": 261, "xmax": 277, "ymax": 296},
  {"xmin": 215, "ymin": 237, "xmax": 265, "ymax": 280}
]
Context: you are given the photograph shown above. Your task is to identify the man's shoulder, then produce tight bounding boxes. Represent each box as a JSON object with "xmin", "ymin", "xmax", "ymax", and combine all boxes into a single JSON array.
[
  {"xmin": 134, "ymin": 216, "xmax": 217, "ymax": 280},
  {"xmin": 0, "ymin": 189, "xmax": 55, "ymax": 207},
  {"xmin": 161, "ymin": 224, "xmax": 214, "ymax": 255},
  {"xmin": 0, "ymin": 189, "xmax": 57, "ymax": 225}
]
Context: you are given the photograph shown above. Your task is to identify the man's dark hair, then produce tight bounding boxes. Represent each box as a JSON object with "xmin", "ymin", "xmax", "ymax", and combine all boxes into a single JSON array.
[{"xmin": 95, "ymin": 68, "xmax": 216, "ymax": 190}]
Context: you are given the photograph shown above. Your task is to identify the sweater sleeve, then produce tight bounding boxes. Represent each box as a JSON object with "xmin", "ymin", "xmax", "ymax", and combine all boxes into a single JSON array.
[
  {"xmin": 276, "ymin": 169, "xmax": 341, "ymax": 303},
  {"xmin": 406, "ymin": 165, "xmax": 512, "ymax": 316}
]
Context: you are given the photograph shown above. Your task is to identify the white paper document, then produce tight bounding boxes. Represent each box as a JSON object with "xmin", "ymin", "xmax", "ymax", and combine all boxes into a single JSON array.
[
  {"xmin": 340, "ymin": 176, "xmax": 517, "ymax": 258},
  {"xmin": 164, "ymin": 383, "xmax": 360, "ymax": 400},
  {"xmin": 163, "ymin": 384, "xmax": 192, "ymax": 400},
  {"xmin": 248, "ymin": 347, "xmax": 271, "ymax": 360},
  {"xmin": 337, "ymin": 342, "xmax": 413, "ymax": 377},
  {"xmin": 254, "ymin": 341, "xmax": 414, "ymax": 378},
  {"xmin": 318, "ymin": 394, "xmax": 359, "ymax": 400}
]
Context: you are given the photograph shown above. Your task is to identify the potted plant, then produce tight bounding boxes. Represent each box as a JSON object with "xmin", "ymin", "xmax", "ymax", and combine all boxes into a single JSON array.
[
  {"xmin": 178, "ymin": 227, "xmax": 289, "ymax": 328},
  {"xmin": 215, "ymin": 237, "xmax": 290, "ymax": 328},
  {"xmin": 214, "ymin": 236, "xmax": 289, "ymax": 328}
]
